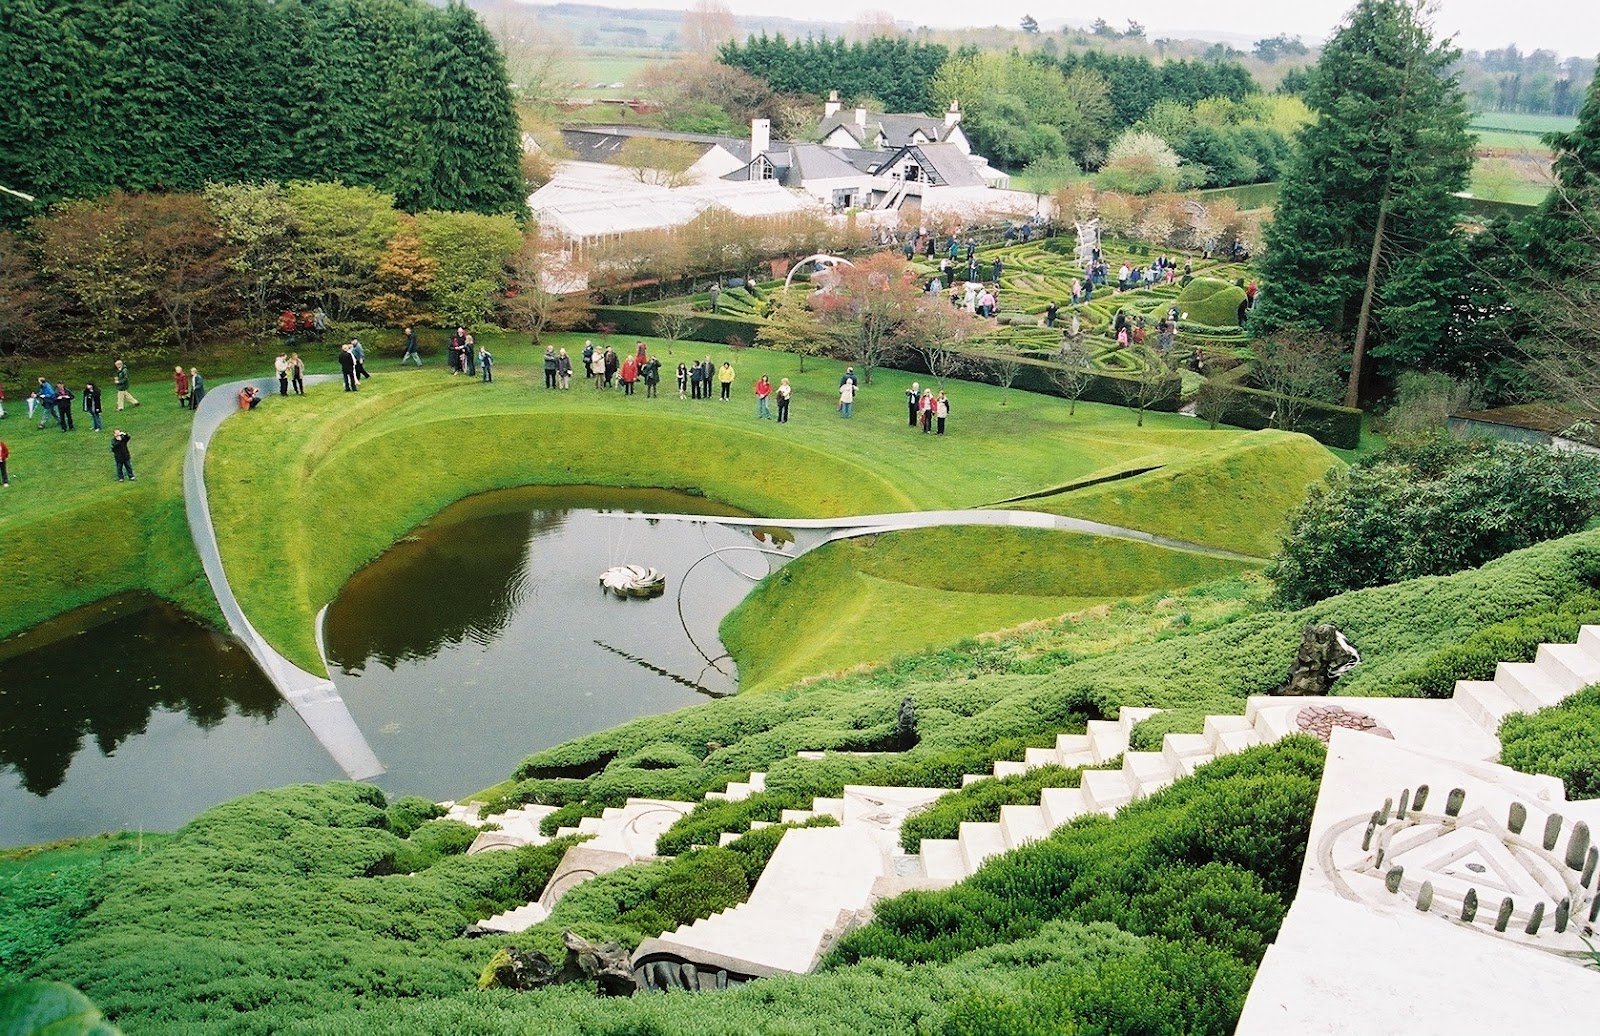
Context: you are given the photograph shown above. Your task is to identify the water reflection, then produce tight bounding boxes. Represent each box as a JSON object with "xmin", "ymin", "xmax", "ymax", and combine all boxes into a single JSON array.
[
  {"xmin": 322, "ymin": 486, "xmax": 760, "ymax": 803},
  {"xmin": 0, "ymin": 595, "xmax": 336, "ymax": 848}
]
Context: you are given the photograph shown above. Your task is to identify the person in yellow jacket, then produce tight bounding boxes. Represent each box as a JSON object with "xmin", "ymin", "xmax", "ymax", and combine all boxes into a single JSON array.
[{"xmin": 718, "ymin": 361, "xmax": 735, "ymax": 401}]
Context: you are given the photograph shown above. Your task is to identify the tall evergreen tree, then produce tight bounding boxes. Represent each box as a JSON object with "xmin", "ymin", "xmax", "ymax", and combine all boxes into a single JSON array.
[{"xmin": 1250, "ymin": 0, "xmax": 1473, "ymax": 406}]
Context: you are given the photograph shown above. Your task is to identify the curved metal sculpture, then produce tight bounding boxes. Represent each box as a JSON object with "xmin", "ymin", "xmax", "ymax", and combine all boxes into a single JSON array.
[{"xmin": 783, "ymin": 253, "xmax": 854, "ymax": 290}]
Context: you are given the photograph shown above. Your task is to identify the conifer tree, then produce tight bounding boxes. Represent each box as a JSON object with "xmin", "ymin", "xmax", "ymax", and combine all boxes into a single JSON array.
[{"xmin": 1249, "ymin": 0, "xmax": 1473, "ymax": 406}]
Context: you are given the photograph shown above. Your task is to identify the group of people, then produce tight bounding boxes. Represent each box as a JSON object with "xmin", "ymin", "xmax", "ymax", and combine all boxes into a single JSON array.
[
  {"xmin": 903, "ymin": 380, "xmax": 952, "ymax": 435},
  {"xmin": 271, "ymin": 354, "xmax": 308, "ymax": 397},
  {"xmin": 0, "ymin": 359, "xmax": 180, "ymax": 485},
  {"xmin": 446, "ymin": 328, "xmax": 488, "ymax": 380},
  {"xmin": 339, "ymin": 338, "xmax": 375, "ymax": 390}
]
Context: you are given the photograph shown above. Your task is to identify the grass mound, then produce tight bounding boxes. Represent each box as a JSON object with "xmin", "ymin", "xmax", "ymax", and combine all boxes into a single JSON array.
[
  {"xmin": 1029, "ymin": 429, "xmax": 1341, "ymax": 557},
  {"xmin": 722, "ymin": 526, "xmax": 1258, "ymax": 691}
]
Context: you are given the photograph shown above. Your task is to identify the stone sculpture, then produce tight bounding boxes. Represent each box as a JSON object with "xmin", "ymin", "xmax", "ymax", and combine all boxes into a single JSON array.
[
  {"xmin": 477, "ymin": 930, "xmax": 637, "ymax": 996},
  {"xmin": 1272, "ymin": 623, "xmax": 1361, "ymax": 696}
]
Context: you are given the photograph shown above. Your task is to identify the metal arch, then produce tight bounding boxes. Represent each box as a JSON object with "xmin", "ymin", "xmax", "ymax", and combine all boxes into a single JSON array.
[
  {"xmin": 676, "ymin": 544, "xmax": 797, "ymax": 673},
  {"xmin": 783, "ymin": 253, "xmax": 854, "ymax": 290}
]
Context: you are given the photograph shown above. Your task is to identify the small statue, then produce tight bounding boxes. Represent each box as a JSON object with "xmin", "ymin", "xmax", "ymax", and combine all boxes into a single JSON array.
[{"xmin": 1272, "ymin": 623, "xmax": 1361, "ymax": 696}]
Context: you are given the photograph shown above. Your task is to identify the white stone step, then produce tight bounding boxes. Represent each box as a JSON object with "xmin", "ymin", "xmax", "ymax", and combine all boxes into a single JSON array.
[
  {"xmin": 1536, "ymin": 643, "xmax": 1600, "ymax": 693},
  {"xmin": 919, "ymin": 839, "xmax": 968, "ymax": 882},
  {"xmin": 811, "ymin": 797, "xmax": 846, "ymax": 820},
  {"xmin": 702, "ymin": 791, "xmax": 730, "ymax": 801},
  {"xmin": 1040, "ymin": 787, "xmax": 1087, "ymax": 828},
  {"xmin": 1080, "ymin": 768, "xmax": 1135, "ymax": 813},
  {"xmin": 1056, "ymin": 733, "xmax": 1092, "ymax": 755},
  {"xmin": 749, "ymin": 772, "xmax": 767, "ymax": 793},
  {"xmin": 576, "ymin": 816, "xmax": 605, "ymax": 835},
  {"xmin": 840, "ymin": 787, "xmax": 944, "ymax": 833},
  {"xmin": 1118, "ymin": 706, "xmax": 1163, "ymax": 736},
  {"xmin": 1452, "ymin": 680, "xmax": 1521, "ymax": 731},
  {"xmin": 961, "ymin": 773, "xmax": 987, "ymax": 787},
  {"xmin": 1214, "ymin": 726, "xmax": 1262, "ymax": 755},
  {"xmin": 958, "ymin": 822, "xmax": 1007, "ymax": 872},
  {"xmin": 718, "ymin": 831, "xmax": 739, "ymax": 846},
  {"xmin": 999, "ymin": 805, "xmax": 1049, "ymax": 848},
  {"xmin": 1086, "ymin": 719, "xmax": 1128, "ymax": 764},
  {"xmin": 1173, "ymin": 752, "xmax": 1214, "ymax": 778},
  {"xmin": 585, "ymin": 798, "xmax": 697, "ymax": 857},
  {"xmin": 1024, "ymin": 746, "xmax": 1062, "ymax": 769},
  {"xmin": 1123, "ymin": 751, "xmax": 1176, "ymax": 790},
  {"xmin": 474, "ymin": 900, "xmax": 549, "ymax": 933},
  {"xmin": 780, "ymin": 809, "xmax": 817, "ymax": 824},
  {"xmin": 1162, "ymin": 733, "xmax": 1212, "ymax": 769},
  {"xmin": 721, "ymin": 782, "xmax": 753, "ymax": 801},
  {"xmin": 989, "ymin": 759, "xmax": 1025, "ymax": 780},
  {"xmin": 1579, "ymin": 625, "xmax": 1600, "ymax": 659},
  {"xmin": 1203, "ymin": 714, "xmax": 1256, "ymax": 753},
  {"xmin": 1494, "ymin": 662, "xmax": 1568, "ymax": 712},
  {"xmin": 554, "ymin": 826, "xmax": 580, "ymax": 838}
]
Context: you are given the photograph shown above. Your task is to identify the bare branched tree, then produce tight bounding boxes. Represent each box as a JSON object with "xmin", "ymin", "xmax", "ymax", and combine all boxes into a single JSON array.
[{"xmin": 1251, "ymin": 331, "xmax": 1348, "ymax": 432}]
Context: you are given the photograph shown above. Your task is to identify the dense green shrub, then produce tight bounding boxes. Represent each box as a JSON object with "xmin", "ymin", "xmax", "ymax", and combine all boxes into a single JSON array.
[
  {"xmin": 1217, "ymin": 384, "xmax": 1364, "ymax": 449},
  {"xmin": 385, "ymin": 796, "xmax": 445, "ymax": 838},
  {"xmin": 899, "ymin": 765, "xmax": 1086, "ymax": 851},
  {"xmin": 1269, "ymin": 437, "xmax": 1600, "ymax": 607},
  {"xmin": 834, "ymin": 738, "xmax": 1324, "ymax": 968},
  {"xmin": 1500, "ymin": 686, "xmax": 1600, "ymax": 799},
  {"xmin": 1381, "ymin": 589, "xmax": 1600, "ymax": 697},
  {"xmin": 1174, "ymin": 278, "xmax": 1249, "ymax": 327}
]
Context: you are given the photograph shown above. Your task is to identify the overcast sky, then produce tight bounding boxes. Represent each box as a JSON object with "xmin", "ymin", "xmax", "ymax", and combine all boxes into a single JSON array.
[{"xmin": 576, "ymin": 0, "xmax": 1600, "ymax": 60}]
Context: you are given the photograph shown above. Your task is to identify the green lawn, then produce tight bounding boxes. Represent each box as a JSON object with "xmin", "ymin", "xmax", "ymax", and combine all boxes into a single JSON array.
[
  {"xmin": 205, "ymin": 340, "xmax": 1300, "ymax": 674},
  {"xmin": 4, "ymin": 332, "xmax": 1330, "ymax": 686},
  {"xmin": 722, "ymin": 526, "xmax": 1258, "ymax": 691}
]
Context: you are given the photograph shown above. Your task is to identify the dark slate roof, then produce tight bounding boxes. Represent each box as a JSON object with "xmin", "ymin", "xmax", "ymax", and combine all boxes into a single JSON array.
[
  {"xmin": 888, "ymin": 143, "xmax": 986, "ymax": 187},
  {"xmin": 816, "ymin": 111, "xmax": 948, "ymax": 149},
  {"xmin": 786, "ymin": 144, "xmax": 865, "ymax": 182},
  {"xmin": 560, "ymin": 126, "xmax": 761, "ymax": 164}
]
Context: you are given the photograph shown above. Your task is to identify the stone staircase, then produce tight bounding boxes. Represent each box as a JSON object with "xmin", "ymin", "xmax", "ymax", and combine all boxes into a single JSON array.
[{"xmin": 626, "ymin": 626, "xmax": 1600, "ymax": 983}]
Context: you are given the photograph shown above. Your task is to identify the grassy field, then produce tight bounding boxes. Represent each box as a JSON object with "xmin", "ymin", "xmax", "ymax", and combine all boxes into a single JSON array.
[
  {"xmin": 2, "ymin": 330, "xmax": 1339, "ymax": 691},
  {"xmin": 1468, "ymin": 111, "xmax": 1577, "ymax": 135},
  {"xmin": 722, "ymin": 526, "xmax": 1258, "ymax": 691}
]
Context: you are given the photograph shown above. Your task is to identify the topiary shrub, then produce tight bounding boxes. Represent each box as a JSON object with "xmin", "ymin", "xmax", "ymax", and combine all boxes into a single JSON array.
[{"xmin": 1171, "ymin": 278, "xmax": 1248, "ymax": 327}]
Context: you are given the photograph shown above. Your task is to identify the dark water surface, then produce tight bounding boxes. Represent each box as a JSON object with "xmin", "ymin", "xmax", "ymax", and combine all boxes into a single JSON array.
[{"xmin": 0, "ymin": 487, "xmax": 772, "ymax": 848}]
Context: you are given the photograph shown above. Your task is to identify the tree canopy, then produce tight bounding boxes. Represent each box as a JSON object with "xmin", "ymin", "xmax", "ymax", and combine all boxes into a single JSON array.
[
  {"xmin": 0, "ymin": 0, "xmax": 525, "ymax": 225},
  {"xmin": 1249, "ymin": 0, "xmax": 1473, "ymax": 405}
]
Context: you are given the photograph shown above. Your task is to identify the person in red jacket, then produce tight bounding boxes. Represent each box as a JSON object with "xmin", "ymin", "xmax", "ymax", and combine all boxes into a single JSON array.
[
  {"xmin": 0, "ymin": 439, "xmax": 9, "ymax": 487},
  {"xmin": 619, "ymin": 355, "xmax": 639, "ymax": 396},
  {"xmin": 754, "ymin": 375, "xmax": 772, "ymax": 419}
]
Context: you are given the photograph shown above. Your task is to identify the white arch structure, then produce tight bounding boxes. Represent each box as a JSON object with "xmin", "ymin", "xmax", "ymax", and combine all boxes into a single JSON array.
[{"xmin": 783, "ymin": 253, "xmax": 853, "ymax": 290}]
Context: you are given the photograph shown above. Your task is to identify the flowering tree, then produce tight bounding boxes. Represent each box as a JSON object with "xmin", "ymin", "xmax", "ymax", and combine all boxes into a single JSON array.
[{"xmin": 807, "ymin": 252, "xmax": 932, "ymax": 384}]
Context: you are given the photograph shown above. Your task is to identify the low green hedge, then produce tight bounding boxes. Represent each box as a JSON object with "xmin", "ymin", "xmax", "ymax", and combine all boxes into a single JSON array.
[
  {"xmin": 898, "ymin": 764, "xmax": 1087, "ymax": 851},
  {"xmin": 1500, "ymin": 686, "xmax": 1600, "ymax": 799},
  {"xmin": 894, "ymin": 350, "xmax": 1182, "ymax": 412},
  {"xmin": 1211, "ymin": 383, "xmax": 1363, "ymax": 450},
  {"xmin": 590, "ymin": 305, "xmax": 765, "ymax": 347}
]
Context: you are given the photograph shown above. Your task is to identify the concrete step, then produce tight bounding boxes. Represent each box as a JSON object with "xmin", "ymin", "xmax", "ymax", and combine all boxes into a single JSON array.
[
  {"xmin": 1056, "ymin": 733, "xmax": 1092, "ymax": 756},
  {"xmin": 919, "ymin": 839, "xmax": 968, "ymax": 882},
  {"xmin": 585, "ymin": 798, "xmax": 697, "ymax": 857},
  {"xmin": 749, "ymin": 772, "xmax": 767, "ymax": 793},
  {"xmin": 1024, "ymin": 746, "xmax": 1063, "ymax": 769},
  {"xmin": 1118, "ymin": 706, "xmax": 1163, "ymax": 736},
  {"xmin": 721, "ymin": 782, "xmax": 753, "ymax": 801},
  {"xmin": 1494, "ymin": 662, "xmax": 1569, "ymax": 712},
  {"xmin": 749, "ymin": 820, "xmax": 775, "ymax": 830},
  {"xmin": 1579, "ymin": 625, "xmax": 1600, "ymax": 659},
  {"xmin": 1039, "ymin": 787, "xmax": 1087, "ymax": 828},
  {"xmin": 718, "ymin": 831, "xmax": 739, "ymax": 847},
  {"xmin": 999, "ymin": 805, "xmax": 1049, "ymax": 848},
  {"xmin": 992, "ymin": 760, "xmax": 1029, "ymax": 780},
  {"xmin": 1203, "ymin": 713, "xmax": 1254, "ymax": 752},
  {"xmin": 1123, "ymin": 751, "xmax": 1176, "ymax": 791},
  {"xmin": 1086, "ymin": 720, "xmax": 1127, "ymax": 764},
  {"xmin": 958, "ymin": 822, "xmax": 1007, "ymax": 872},
  {"xmin": 577, "ymin": 816, "xmax": 605, "ymax": 835},
  {"xmin": 1080, "ymin": 768, "xmax": 1135, "ymax": 813},
  {"xmin": 811, "ymin": 797, "xmax": 846, "ymax": 820},
  {"xmin": 1162, "ymin": 733, "xmax": 1212, "ymax": 769},
  {"xmin": 1173, "ymin": 752, "xmax": 1214, "ymax": 778},
  {"xmin": 554, "ymin": 826, "xmax": 580, "ymax": 838},
  {"xmin": 473, "ymin": 900, "xmax": 550, "ymax": 933},
  {"xmin": 961, "ymin": 773, "xmax": 987, "ymax": 787},
  {"xmin": 1452, "ymin": 680, "xmax": 1521, "ymax": 732},
  {"xmin": 780, "ymin": 809, "xmax": 818, "ymax": 824},
  {"xmin": 840, "ymin": 787, "xmax": 944, "ymax": 832},
  {"xmin": 1536, "ymin": 643, "xmax": 1600, "ymax": 694}
]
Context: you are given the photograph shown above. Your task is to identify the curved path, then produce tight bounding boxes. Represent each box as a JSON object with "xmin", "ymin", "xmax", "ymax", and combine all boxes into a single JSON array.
[
  {"xmin": 184, "ymin": 375, "xmax": 384, "ymax": 781},
  {"xmin": 622, "ymin": 509, "xmax": 1265, "ymax": 563}
]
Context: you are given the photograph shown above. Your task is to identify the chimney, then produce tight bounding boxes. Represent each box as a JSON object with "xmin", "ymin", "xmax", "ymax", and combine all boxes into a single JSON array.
[
  {"xmin": 750, "ymin": 118, "xmax": 770, "ymax": 158},
  {"xmin": 854, "ymin": 107, "xmax": 867, "ymax": 130},
  {"xmin": 823, "ymin": 90, "xmax": 841, "ymax": 119},
  {"xmin": 945, "ymin": 99, "xmax": 962, "ymax": 130}
]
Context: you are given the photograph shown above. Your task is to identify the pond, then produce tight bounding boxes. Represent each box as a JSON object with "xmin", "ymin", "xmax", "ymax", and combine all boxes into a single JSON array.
[{"xmin": 0, "ymin": 487, "xmax": 773, "ymax": 848}]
